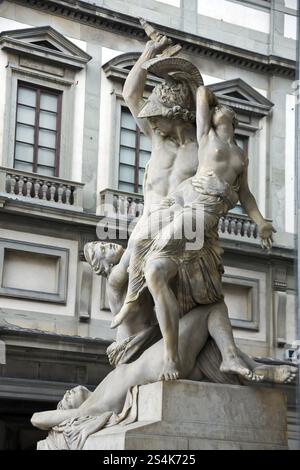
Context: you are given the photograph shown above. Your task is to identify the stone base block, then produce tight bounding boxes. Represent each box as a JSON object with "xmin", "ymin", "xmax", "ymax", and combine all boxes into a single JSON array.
[{"xmin": 83, "ymin": 380, "xmax": 288, "ymax": 450}]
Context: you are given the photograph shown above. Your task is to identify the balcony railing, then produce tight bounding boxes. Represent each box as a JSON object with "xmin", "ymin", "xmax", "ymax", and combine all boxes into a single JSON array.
[
  {"xmin": 0, "ymin": 166, "xmax": 84, "ymax": 210},
  {"xmin": 99, "ymin": 188, "xmax": 259, "ymax": 240}
]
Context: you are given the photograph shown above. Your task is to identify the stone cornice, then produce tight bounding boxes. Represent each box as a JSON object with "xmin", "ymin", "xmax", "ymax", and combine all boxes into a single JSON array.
[{"xmin": 6, "ymin": 0, "xmax": 296, "ymax": 79}]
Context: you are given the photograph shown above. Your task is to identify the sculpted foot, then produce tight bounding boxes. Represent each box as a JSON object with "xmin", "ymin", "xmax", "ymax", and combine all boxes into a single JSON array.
[
  {"xmin": 252, "ymin": 365, "xmax": 298, "ymax": 384},
  {"xmin": 159, "ymin": 359, "xmax": 181, "ymax": 382},
  {"xmin": 220, "ymin": 355, "xmax": 263, "ymax": 382}
]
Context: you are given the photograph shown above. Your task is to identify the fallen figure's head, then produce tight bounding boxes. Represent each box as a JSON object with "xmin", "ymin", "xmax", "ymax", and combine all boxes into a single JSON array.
[{"xmin": 84, "ymin": 241, "xmax": 124, "ymax": 277}]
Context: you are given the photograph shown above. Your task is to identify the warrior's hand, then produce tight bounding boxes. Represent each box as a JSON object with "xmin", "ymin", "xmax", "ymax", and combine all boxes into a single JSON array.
[
  {"xmin": 145, "ymin": 36, "xmax": 170, "ymax": 58},
  {"xmin": 258, "ymin": 221, "xmax": 276, "ymax": 250}
]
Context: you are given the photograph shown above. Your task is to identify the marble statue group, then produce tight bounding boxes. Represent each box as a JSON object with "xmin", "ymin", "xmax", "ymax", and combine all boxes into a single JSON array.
[{"xmin": 31, "ymin": 20, "xmax": 297, "ymax": 450}]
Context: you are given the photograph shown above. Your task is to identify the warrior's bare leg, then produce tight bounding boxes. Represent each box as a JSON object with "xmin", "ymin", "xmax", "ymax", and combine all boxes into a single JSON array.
[
  {"xmin": 207, "ymin": 302, "xmax": 261, "ymax": 381},
  {"xmin": 32, "ymin": 303, "xmax": 213, "ymax": 431},
  {"xmin": 144, "ymin": 257, "xmax": 180, "ymax": 381}
]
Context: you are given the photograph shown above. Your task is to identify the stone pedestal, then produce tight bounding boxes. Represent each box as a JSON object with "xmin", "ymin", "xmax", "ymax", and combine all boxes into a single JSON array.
[{"xmin": 83, "ymin": 380, "xmax": 288, "ymax": 450}]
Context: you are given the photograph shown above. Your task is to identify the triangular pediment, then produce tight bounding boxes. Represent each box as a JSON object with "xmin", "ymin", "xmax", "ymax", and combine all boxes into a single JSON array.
[
  {"xmin": 102, "ymin": 52, "xmax": 161, "ymax": 89},
  {"xmin": 0, "ymin": 26, "xmax": 91, "ymax": 69},
  {"xmin": 209, "ymin": 78, "xmax": 273, "ymax": 116}
]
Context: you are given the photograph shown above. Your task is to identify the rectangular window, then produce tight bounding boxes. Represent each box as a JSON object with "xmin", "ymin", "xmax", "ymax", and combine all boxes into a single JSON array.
[
  {"xmin": 14, "ymin": 82, "xmax": 62, "ymax": 177},
  {"xmin": 235, "ymin": 133, "xmax": 249, "ymax": 154},
  {"xmin": 119, "ymin": 107, "xmax": 151, "ymax": 194}
]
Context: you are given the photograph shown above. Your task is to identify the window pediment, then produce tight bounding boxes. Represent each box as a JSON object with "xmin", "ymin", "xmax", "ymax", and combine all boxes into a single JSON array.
[
  {"xmin": 210, "ymin": 78, "xmax": 273, "ymax": 117},
  {"xmin": 102, "ymin": 52, "xmax": 161, "ymax": 89},
  {"xmin": 0, "ymin": 26, "xmax": 91, "ymax": 70}
]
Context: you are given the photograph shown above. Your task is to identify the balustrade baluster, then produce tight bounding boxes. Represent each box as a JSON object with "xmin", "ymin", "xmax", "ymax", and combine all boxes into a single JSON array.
[
  {"xmin": 18, "ymin": 176, "xmax": 24, "ymax": 196},
  {"xmin": 236, "ymin": 218, "xmax": 243, "ymax": 236},
  {"xmin": 136, "ymin": 201, "xmax": 144, "ymax": 217},
  {"xmin": 252, "ymin": 222, "xmax": 258, "ymax": 238},
  {"xmin": 57, "ymin": 184, "xmax": 64, "ymax": 204},
  {"xmin": 119, "ymin": 196, "xmax": 125, "ymax": 215},
  {"xmin": 34, "ymin": 180, "xmax": 40, "ymax": 199},
  {"xmin": 113, "ymin": 195, "xmax": 118, "ymax": 214},
  {"xmin": 124, "ymin": 197, "xmax": 130, "ymax": 215},
  {"xmin": 128, "ymin": 200, "xmax": 137, "ymax": 218},
  {"xmin": 42, "ymin": 181, "xmax": 48, "ymax": 200},
  {"xmin": 26, "ymin": 178, "xmax": 32, "ymax": 198},
  {"xmin": 65, "ymin": 185, "xmax": 72, "ymax": 205},
  {"xmin": 243, "ymin": 220, "xmax": 251, "ymax": 238},
  {"xmin": 224, "ymin": 216, "xmax": 230, "ymax": 234},
  {"xmin": 50, "ymin": 183, "xmax": 56, "ymax": 201}
]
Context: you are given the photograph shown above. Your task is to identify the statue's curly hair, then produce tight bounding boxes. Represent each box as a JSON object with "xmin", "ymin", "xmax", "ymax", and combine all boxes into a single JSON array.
[
  {"xmin": 161, "ymin": 105, "xmax": 196, "ymax": 123},
  {"xmin": 152, "ymin": 80, "xmax": 195, "ymax": 122}
]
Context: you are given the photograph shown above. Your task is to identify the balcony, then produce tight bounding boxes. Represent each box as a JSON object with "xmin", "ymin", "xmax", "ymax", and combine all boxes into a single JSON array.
[
  {"xmin": 99, "ymin": 188, "xmax": 259, "ymax": 241},
  {"xmin": 0, "ymin": 166, "xmax": 84, "ymax": 211}
]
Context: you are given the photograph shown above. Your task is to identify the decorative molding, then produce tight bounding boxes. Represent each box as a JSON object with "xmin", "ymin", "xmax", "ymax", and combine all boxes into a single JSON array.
[
  {"xmin": 6, "ymin": 0, "xmax": 296, "ymax": 79},
  {"xmin": 9, "ymin": 64, "xmax": 74, "ymax": 86},
  {"xmin": 0, "ymin": 25, "xmax": 92, "ymax": 70}
]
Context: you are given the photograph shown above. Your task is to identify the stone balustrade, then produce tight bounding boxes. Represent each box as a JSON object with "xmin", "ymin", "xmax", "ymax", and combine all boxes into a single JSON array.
[
  {"xmin": 100, "ymin": 188, "xmax": 259, "ymax": 240},
  {"xmin": 0, "ymin": 166, "xmax": 84, "ymax": 210},
  {"xmin": 100, "ymin": 188, "xmax": 145, "ymax": 219}
]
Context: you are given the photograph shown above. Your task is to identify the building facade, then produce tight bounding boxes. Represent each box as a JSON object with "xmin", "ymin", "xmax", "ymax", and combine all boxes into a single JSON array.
[{"xmin": 0, "ymin": 0, "xmax": 298, "ymax": 449}]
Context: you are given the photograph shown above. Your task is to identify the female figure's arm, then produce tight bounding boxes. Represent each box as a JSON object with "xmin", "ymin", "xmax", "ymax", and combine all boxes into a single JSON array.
[
  {"xmin": 238, "ymin": 163, "xmax": 276, "ymax": 249},
  {"xmin": 196, "ymin": 86, "xmax": 218, "ymax": 142}
]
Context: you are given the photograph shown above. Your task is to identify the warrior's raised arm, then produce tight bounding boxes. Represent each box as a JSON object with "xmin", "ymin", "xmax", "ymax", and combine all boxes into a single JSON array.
[{"xmin": 122, "ymin": 36, "xmax": 169, "ymax": 136}]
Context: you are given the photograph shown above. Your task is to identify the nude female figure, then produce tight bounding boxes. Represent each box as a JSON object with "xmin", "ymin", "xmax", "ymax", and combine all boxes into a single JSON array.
[{"xmin": 110, "ymin": 85, "xmax": 276, "ymax": 381}]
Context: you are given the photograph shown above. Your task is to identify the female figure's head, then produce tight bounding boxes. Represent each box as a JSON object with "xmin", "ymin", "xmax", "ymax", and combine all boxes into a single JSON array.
[
  {"xmin": 212, "ymin": 104, "xmax": 238, "ymax": 135},
  {"xmin": 84, "ymin": 241, "xmax": 124, "ymax": 277}
]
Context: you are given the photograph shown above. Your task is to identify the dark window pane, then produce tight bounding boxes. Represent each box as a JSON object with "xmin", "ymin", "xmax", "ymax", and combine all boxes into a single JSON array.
[
  {"xmin": 38, "ymin": 129, "xmax": 56, "ymax": 149},
  {"xmin": 119, "ymin": 181, "xmax": 135, "ymax": 193},
  {"xmin": 121, "ymin": 110, "xmax": 136, "ymax": 130},
  {"xmin": 139, "ymin": 150, "xmax": 151, "ymax": 168},
  {"xmin": 120, "ymin": 147, "xmax": 136, "ymax": 166},
  {"xmin": 17, "ymin": 105, "xmax": 35, "ymax": 126},
  {"xmin": 120, "ymin": 129, "xmax": 136, "ymax": 148},
  {"xmin": 37, "ymin": 165, "xmax": 55, "ymax": 177},
  {"xmin": 16, "ymin": 124, "xmax": 35, "ymax": 144},
  {"xmin": 39, "ymin": 110, "xmax": 57, "ymax": 130},
  {"xmin": 15, "ymin": 142, "xmax": 34, "ymax": 163},
  {"xmin": 18, "ymin": 87, "xmax": 36, "ymax": 107},
  {"xmin": 40, "ymin": 92, "xmax": 58, "ymax": 112},
  {"xmin": 140, "ymin": 134, "xmax": 151, "ymax": 151},
  {"xmin": 119, "ymin": 165, "xmax": 135, "ymax": 184},
  {"xmin": 38, "ymin": 148, "xmax": 56, "ymax": 167},
  {"xmin": 14, "ymin": 160, "xmax": 34, "ymax": 173},
  {"xmin": 138, "ymin": 168, "xmax": 145, "ymax": 186}
]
